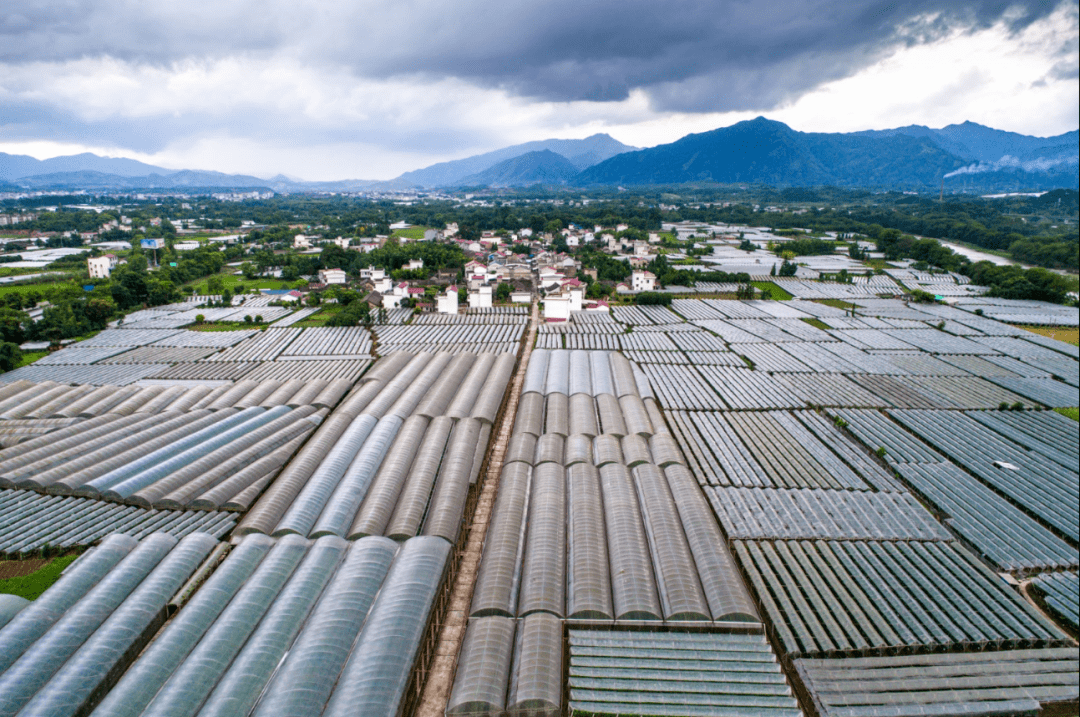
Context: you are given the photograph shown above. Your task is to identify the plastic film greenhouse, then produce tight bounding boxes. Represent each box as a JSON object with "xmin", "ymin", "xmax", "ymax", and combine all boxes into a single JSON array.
[{"xmin": 0, "ymin": 292, "xmax": 1077, "ymax": 717}]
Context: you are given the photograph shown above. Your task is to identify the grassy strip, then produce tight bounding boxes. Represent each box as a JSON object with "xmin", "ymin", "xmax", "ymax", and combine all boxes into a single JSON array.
[
  {"xmin": 813, "ymin": 298, "xmax": 859, "ymax": 312},
  {"xmin": 0, "ymin": 553, "xmax": 79, "ymax": 600},
  {"xmin": 289, "ymin": 305, "xmax": 344, "ymax": 327},
  {"xmin": 186, "ymin": 271, "xmax": 294, "ymax": 295},
  {"xmin": 0, "ymin": 277, "xmax": 81, "ymax": 299},
  {"xmin": 801, "ymin": 317, "xmax": 830, "ymax": 331},
  {"xmin": 751, "ymin": 281, "xmax": 794, "ymax": 301},
  {"xmin": 1054, "ymin": 407, "xmax": 1079, "ymax": 422},
  {"xmin": 15, "ymin": 350, "xmax": 47, "ymax": 368},
  {"xmin": 1014, "ymin": 325, "xmax": 1079, "ymax": 347},
  {"xmin": 187, "ymin": 321, "xmax": 271, "ymax": 332},
  {"xmin": 391, "ymin": 227, "xmax": 428, "ymax": 240}
]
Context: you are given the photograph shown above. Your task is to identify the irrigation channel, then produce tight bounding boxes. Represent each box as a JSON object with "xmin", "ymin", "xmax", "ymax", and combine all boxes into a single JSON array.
[{"xmin": 416, "ymin": 298, "xmax": 539, "ymax": 717}]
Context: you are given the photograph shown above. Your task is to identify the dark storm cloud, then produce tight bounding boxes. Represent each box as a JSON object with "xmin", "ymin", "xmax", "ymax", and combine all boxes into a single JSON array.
[{"xmin": 1, "ymin": 0, "xmax": 1070, "ymax": 112}]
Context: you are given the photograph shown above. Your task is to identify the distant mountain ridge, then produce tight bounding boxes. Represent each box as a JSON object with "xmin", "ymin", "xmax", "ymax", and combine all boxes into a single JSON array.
[
  {"xmin": 0, "ymin": 119, "xmax": 1074, "ymax": 193},
  {"xmin": 856, "ymin": 121, "xmax": 1079, "ymax": 163},
  {"xmin": 13, "ymin": 169, "xmax": 276, "ymax": 191},
  {"xmin": 0, "ymin": 152, "xmax": 173, "ymax": 181},
  {"xmin": 575, "ymin": 118, "xmax": 1078, "ymax": 190},
  {"xmin": 458, "ymin": 150, "xmax": 580, "ymax": 187},
  {"xmin": 396, "ymin": 134, "xmax": 637, "ymax": 187}
]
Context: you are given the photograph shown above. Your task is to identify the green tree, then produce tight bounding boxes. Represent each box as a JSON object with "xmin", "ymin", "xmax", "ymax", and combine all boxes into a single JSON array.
[
  {"xmin": 84, "ymin": 297, "xmax": 115, "ymax": 325},
  {"xmin": 206, "ymin": 275, "xmax": 225, "ymax": 295},
  {"xmin": 146, "ymin": 279, "xmax": 179, "ymax": 307},
  {"xmin": 0, "ymin": 308, "xmax": 28, "ymax": 344},
  {"xmin": 0, "ymin": 342, "xmax": 22, "ymax": 372}
]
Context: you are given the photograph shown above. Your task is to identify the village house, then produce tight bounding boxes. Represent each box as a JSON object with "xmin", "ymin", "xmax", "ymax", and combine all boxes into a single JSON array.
[
  {"xmin": 437, "ymin": 286, "xmax": 459, "ymax": 314},
  {"xmin": 318, "ymin": 268, "xmax": 347, "ymax": 285},
  {"xmin": 543, "ymin": 285, "xmax": 583, "ymax": 321},
  {"xmin": 469, "ymin": 285, "xmax": 493, "ymax": 309},
  {"xmin": 87, "ymin": 255, "xmax": 112, "ymax": 279},
  {"xmin": 631, "ymin": 270, "xmax": 657, "ymax": 291}
]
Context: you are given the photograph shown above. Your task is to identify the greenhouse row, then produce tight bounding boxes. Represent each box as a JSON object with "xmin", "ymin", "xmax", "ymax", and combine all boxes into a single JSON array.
[
  {"xmin": 0, "ymin": 531, "xmax": 450, "ymax": 717},
  {"xmin": 895, "ymin": 462, "xmax": 1078, "ymax": 572},
  {"xmin": 888, "ymin": 409, "xmax": 1078, "ymax": 541},
  {"xmin": 446, "ymin": 614, "xmax": 564, "ymax": 716},
  {"xmin": 706, "ymin": 487, "xmax": 951, "ymax": 542},
  {"xmin": 414, "ymin": 313, "xmax": 528, "ymax": 325},
  {"xmin": 0, "ymin": 363, "xmax": 171, "ymax": 386},
  {"xmin": 565, "ymin": 630, "xmax": 800, "ymax": 717},
  {"xmin": 277, "ymin": 326, "xmax": 373, "ymax": 357},
  {"xmin": 610, "ymin": 305, "xmax": 684, "ymax": 325},
  {"xmin": 0, "ymin": 376, "xmax": 350, "ymax": 426},
  {"xmin": 373, "ymin": 323, "xmax": 526, "ymax": 346},
  {"xmin": 1, "ymin": 405, "xmax": 325, "ymax": 510},
  {"xmin": 472, "ymin": 352, "xmax": 759, "ymax": 625},
  {"xmin": 269, "ymin": 306, "xmax": 320, "ymax": 326},
  {"xmin": 236, "ymin": 350, "xmax": 516, "ymax": 540},
  {"xmin": 126, "ymin": 306, "xmax": 294, "ymax": 329},
  {"xmin": 665, "ymin": 409, "xmax": 901, "ymax": 491},
  {"xmin": 99, "ymin": 346, "xmax": 223, "ymax": 364},
  {"xmin": 0, "ymin": 489, "xmax": 236, "ymax": 555},
  {"xmin": 1030, "ymin": 573, "xmax": 1079, "ymax": 631},
  {"xmin": 76, "ymin": 327, "xmax": 208, "ymax": 348},
  {"xmin": 540, "ymin": 320, "xmax": 624, "ymax": 334},
  {"xmin": 0, "ymin": 532, "xmax": 220, "ymax": 716},
  {"xmin": 734, "ymin": 538, "xmax": 1065, "ymax": 659},
  {"xmin": 3, "ymin": 323, "xmax": 381, "ymax": 385},
  {"xmin": 793, "ymin": 648, "xmax": 1080, "ymax": 717},
  {"xmin": 376, "ymin": 342, "xmax": 521, "ymax": 355},
  {"xmin": 243, "ymin": 359, "xmax": 372, "ymax": 382},
  {"xmin": 205, "ymin": 328, "xmax": 305, "ymax": 362},
  {"xmin": 147, "ymin": 359, "xmax": 371, "ymax": 383}
]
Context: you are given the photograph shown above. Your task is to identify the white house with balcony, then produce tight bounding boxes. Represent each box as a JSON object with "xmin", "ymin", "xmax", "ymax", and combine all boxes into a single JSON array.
[
  {"xmin": 361, "ymin": 267, "xmax": 392, "ymax": 294},
  {"xmin": 543, "ymin": 286, "xmax": 583, "ymax": 321}
]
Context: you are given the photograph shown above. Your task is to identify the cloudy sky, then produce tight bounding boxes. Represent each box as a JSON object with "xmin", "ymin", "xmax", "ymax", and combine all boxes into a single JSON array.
[{"xmin": 1, "ymin": 0, "xmax": 1077, "ymax": 180}]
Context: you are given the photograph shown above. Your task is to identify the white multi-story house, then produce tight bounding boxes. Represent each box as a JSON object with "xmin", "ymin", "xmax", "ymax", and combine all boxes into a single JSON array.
[
  {"xmin": 87, "ymin": 256, "xmax": 112, "ymax": 279},
  {"xmin": 318, "ymin": 268, "xmax": 347, "ymax": 285},
  {"xmin": 469, "ymin": 285, "xmax": 493, "ymax": 309},
  {"xmin": 543, "ymin": 286, "xmax": 583, "ymax": 321},
  {"xmin": 437, "ymin": 286, "xmax": 459, "ymax": 314},
  {"xmin": 631, "ymin": 270, "xmax": 656, "ymax": 291}
]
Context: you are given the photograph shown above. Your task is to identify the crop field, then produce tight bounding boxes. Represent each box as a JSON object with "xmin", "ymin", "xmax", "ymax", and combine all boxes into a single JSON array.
[
  {"xmin": 0, "ymin": 293, "xmax": 1077, "ymax": 717},
  {"xmin": 0, "ymin": 554, "xmax": 78, "ymax": 599},
  {"xmin": 1019, "ymin": 325, "xmax": 1080, "ymax": 346},
  {"xmin": 187, "ymin": 271, "xmax": 294, "ymax": 294}
]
